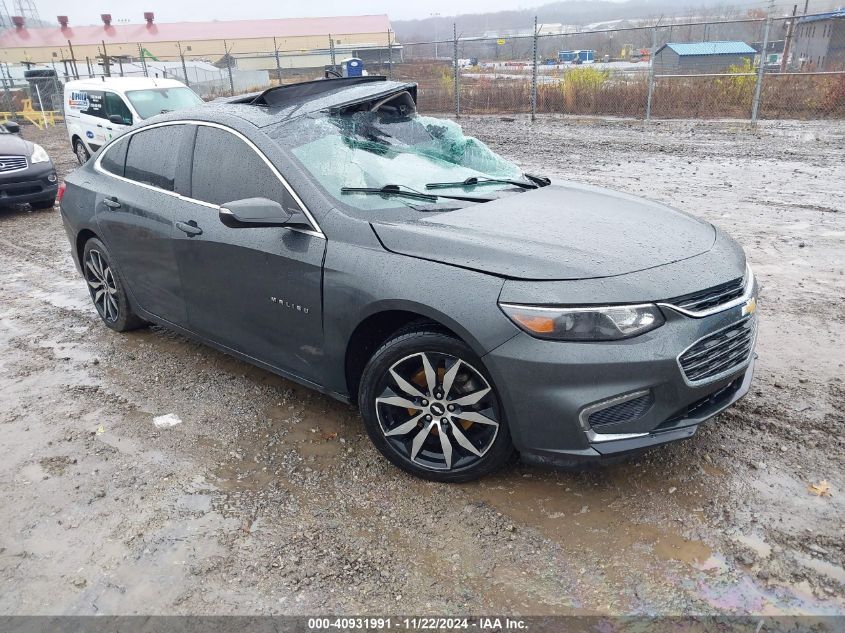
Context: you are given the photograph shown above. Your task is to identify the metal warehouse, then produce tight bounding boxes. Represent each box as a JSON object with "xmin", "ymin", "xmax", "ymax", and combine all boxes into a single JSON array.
[
  {"xmin": 652, "ymin": 41, "xmax": 756, "ymax": 74},
  {"xmin": 790, "ymin": 8, "xmax": 845, "ymax": 70},
  {"xmin": 0, "ymin": 13, "xmax": 398, "ymax": 72}
]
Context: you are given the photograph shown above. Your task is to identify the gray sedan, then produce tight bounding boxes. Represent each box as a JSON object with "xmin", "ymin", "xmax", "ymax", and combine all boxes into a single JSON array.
[{"xmin": 59, "ymin": 77, "xmax": 758, "ymax": 482}]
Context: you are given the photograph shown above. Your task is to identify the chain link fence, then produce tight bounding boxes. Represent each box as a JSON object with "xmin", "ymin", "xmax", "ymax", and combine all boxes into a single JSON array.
[
  {"xmin": 2, "ymin": 13, "xmax": 843, "ymax": 125},
  {"xmin": 399, "ymin": 12, "xmax": 845, "ymax": 121}
]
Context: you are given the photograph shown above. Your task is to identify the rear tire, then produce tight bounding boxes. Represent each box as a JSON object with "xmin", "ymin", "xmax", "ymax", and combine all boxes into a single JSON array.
[
  {"xmin": 74, "ymin": 139, "xmax": 90, "ymax": 165},
  {"xmin": 359, "ymin": 326, "xmax": 516, "ymax": 482},
  {"xmin": 82, "ymin": 237, "xmax": 147, "ymax": 332}
]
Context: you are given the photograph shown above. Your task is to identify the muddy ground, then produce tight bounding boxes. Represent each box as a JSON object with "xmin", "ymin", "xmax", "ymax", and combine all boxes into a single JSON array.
[{"xmin": 0, "ymin": 117, "xmax": 843, "ymax": 617}]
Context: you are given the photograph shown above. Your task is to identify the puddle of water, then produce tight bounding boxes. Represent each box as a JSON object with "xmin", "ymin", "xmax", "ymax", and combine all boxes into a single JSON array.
[
  {"xmin": 734, "ymin": 532, "xmax": 773, "ymax": 559},
  {"xmin": 471, "ymin": 469, "xmax": 713, "ymax": 567},
  {"xmin": 693, "ymin": 572, "xmax": 843, "ymax": 616},
  {"xmin": 793, "ymin": 552, "xmax": 845, "ymax": 585}
]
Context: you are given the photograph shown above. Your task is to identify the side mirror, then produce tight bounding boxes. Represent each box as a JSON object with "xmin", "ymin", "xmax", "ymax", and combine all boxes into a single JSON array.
[
  {"xmin": 108, "ymin": 114, "xmax": 129, "ymax": 125},
  {"xmin": 220, "ymin": 197, "xmax": 293, "ymax": 227},
  {"xmin": 4, "ymin": 121, "xmax": 20, "ymax": 134}
]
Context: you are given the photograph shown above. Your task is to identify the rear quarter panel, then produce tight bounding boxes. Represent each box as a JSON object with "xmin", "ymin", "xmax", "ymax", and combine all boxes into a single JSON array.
[{"xmin": 59, "ymin": 167, "xmax": 100, "ymax": 273}]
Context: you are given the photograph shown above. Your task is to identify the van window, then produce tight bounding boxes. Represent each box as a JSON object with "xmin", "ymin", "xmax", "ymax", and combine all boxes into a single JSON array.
[
  {"xmin": 125, "ymin": 87, "xmax": 203, "ymax": 120},
  {"xmin": 100, "ymin": 135, "xmax": 130, "ymax": 176},
  {"xmin": 190, "ymin": 126, "xmax": 298, "ymax": 210},
  {"xmin": 124, "ymin": 125, "xmax": 184, "ymax": 191},
  {"xmin": 104, "ymin": 92, "xmax": 132, "ymax": 125}
]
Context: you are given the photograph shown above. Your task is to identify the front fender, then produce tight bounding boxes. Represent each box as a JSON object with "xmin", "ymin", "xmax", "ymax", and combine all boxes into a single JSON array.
[{"xmin": 320, "ymin": 241, "xmax": 519, "ymax": 397}]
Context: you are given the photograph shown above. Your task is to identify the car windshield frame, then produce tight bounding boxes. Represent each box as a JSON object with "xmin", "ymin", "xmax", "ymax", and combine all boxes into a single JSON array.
[
  {"xmin": 269, "ymin": 110, "xmax": 525, "ymax": 214},
  {"xmin": 125, "ymin": 87, "xmax": 204, "ymax": 120}
]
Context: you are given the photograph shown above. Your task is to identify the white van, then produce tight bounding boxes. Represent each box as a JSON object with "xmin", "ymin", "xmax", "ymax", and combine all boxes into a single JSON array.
[{"xmin": 64, "ymin": 77, "xmax": 203, "ymax": 164}]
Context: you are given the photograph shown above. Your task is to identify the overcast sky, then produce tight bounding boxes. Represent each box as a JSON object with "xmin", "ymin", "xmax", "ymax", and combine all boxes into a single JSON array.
[{"xmin": 28, "ymin": 0, "xmax": 560, "ymax": 26}]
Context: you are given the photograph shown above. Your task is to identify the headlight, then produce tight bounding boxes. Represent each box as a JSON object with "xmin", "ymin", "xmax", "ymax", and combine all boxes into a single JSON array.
[
  {"xmin": 499, "ymin": 302, "xmax": 665, "ymax": 341},
  {"xmin": 31, "ymin": 144, "xmax": 50, "ymax": 164}
]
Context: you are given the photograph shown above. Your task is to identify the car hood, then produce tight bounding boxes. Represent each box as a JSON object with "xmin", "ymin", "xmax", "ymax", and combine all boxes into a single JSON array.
[
  {"xmin": 370, "ymin": 182, "xmax": 716, "ymax": 281},
  {"xmin": 0, "ymin": 132, "xmax": 30, "ymax": 157}
]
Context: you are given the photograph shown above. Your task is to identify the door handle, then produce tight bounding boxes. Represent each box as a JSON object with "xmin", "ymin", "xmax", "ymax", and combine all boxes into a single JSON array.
[
  {"xmin": 176, "ymin": 221, "xmax": 203, "ymax": 236},
  {"xmin": 103, "ymin": 197, "xmax": 121, "ymax": 209}
]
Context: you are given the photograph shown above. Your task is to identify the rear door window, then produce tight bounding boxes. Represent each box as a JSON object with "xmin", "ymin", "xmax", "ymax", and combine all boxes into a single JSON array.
[
  {"xmin": 190, "ymin": 125, "xmax": 300, "ymax": 211},
  {"xmin": 100, "ymin": 135, "xmax": 130, "ymax": 176},
  {"xmin": 80, "ymin": 90, "xmax": 105, "ymax": 118},
  {"xmin": 124, "ymin": 125, "xmax": 184, "ymax": 191}
]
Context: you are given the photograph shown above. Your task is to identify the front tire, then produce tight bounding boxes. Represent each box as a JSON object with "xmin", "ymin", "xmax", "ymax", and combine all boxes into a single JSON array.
[
  {"xmin": 74, "ymin": 139, "xmax": 91, "ymax": 165},
  {"xmin": 82, "ymin": 237, "xmax": 147, "ymax": 332},
  {"xmin": 359, "ymin": 326, "xmax": 515, "ymax": 482}
]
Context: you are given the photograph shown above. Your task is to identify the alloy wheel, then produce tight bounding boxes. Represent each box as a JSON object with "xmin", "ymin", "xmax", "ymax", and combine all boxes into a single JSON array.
[
  {"xmin": 84, "ymin": 249, "xmax": 119, "ymax": 322},
  {"xmin": 375, "ymin": 351, "xmax": 500, "ymax": 471},
  {"xmin": 76, "ymin": 143, "xmax": 90, "ymax": 164}
]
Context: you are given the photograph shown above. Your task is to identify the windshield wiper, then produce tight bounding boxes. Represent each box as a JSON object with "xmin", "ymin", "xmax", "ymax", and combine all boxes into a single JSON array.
[
  {"xmin": 425, "ymin": 176, "xmax": 538, "ymax": 190},
  {"xmin": 341, "ymin": 184, "xmax": 492, "ymax": 203}
]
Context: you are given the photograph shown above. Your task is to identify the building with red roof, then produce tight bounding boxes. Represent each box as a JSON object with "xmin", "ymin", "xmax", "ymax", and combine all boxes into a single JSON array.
[{"xmin": 0, "ymin": 13, "xmax": 397, "ymax": 74}]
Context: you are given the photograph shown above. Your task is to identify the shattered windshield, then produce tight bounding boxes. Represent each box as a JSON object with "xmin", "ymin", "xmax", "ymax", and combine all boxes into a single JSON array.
[{"xmin": 279, "ymin": 112, "xmax": 522, "ymax": 210}]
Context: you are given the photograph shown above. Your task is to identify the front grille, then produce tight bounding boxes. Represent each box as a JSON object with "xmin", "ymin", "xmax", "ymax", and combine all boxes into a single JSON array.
[
  {"xmin": 679, "ymin": 317, "xmax": 755, "ymax": 384},
  {"xmin": 672, "ymin": 276, "xmax": 745, "ymax": 313},
  {"xmin": 588, "ymin": 392, "xmax": 654, "ymax": 429},
  {"xmin": 0, "ymin": 155, "xmax": 27, "ymax": 172}
]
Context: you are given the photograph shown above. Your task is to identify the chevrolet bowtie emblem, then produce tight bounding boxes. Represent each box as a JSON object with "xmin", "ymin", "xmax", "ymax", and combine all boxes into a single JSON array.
[{"xmin": 742, "ymin": 296, "xmax": 757, "ymax": 316}]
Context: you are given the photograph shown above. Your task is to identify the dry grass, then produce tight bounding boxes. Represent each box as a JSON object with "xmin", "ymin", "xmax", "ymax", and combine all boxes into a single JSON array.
[{"xmin": 394, "ymin": 61, "xmax": 845, "ymax": 120}]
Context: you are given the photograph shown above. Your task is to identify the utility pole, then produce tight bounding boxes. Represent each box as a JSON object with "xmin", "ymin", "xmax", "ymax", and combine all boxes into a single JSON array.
[
  {"xmin": 273, "ymin": 37, "xmax": 282, "ymax": 84},
  {"xmin": 137, "ymin": 43, "xmax": 148, "ymax": 77},
  {"xmin": 100, "ymin": 40, "xmax": 110, "ymax": 77},
  {"xmin": 646, "ymin": 24, "xmax": 658, "ymax": 121},
  {"xmin": 751, "ymin": 0, "xmax": 774, "ymax": 123},
  {"xmin": 431, "ymin": 13, "xmax": 440, "ymax": 59},
  {"xmin": 453, "ymin": 23, "xmax": 460, "ymax": 118},
  {"xmin": 223, "ymin": 40, "xmax": 234, "ymax": 95},
  {"xmin": 67, "ymin": 39, "xmax": 79, "ymax": 79},
  {"xmin": 781, "ymin": 4, "xmax": 797, "ymax": 72},
  {"xmin": 531, "ymin": 16, "xmax": 538, "ymax": 122},
  {"xmin": 177, "ymin": 41, "xmax": 189, "ymax": 86}
]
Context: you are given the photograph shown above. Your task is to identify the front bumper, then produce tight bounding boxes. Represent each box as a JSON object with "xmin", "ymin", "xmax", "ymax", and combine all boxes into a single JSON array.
[
  {"xmin": 0, "ymin": 162, "xmax": 58, "ymax": 204},
  {"xmin": 482, "ymin": 302, "xmax": 757, "ymax": 467}
]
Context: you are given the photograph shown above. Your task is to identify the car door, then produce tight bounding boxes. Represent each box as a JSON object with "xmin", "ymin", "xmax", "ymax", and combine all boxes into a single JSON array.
[
  {"xmin": 173, "ymin": 123, "xmax": 326, "ymax": 383},
  {"xmin": 78, "ymin": 89, "xmax": 107, "ymax": 153},
  {"xmin": 102, "ymin": 91, "xmax": 133, "ymax": 140},
  {"xmin": 94, "ymin": 123, "xmax": 191, "ymax": 326}
]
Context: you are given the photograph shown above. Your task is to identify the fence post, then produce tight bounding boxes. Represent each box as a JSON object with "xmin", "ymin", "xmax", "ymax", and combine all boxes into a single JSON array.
[
  {"xmin": 0, "ymin": 63, "xmax": 17, "ymax": 122},
  {"xmin": 273, "ymin": 37, "xmax": 282, "ymax": 84},
  {"xmin": 453, "ymin": 23, "xmax": 460, "ymax": 118},
  {"xmin": 387, "ymin": 30, "xmax": 393, "ymax": 79},
  {"xmin": 751, "ymin": 0, "xmax": 774, "ymax": 123},
  {"xmin": 177, "ymin": 42, "xmax": 190, "ymax": 86},
  {"xmin": 646, "ymin": 26, "xmax": 657, "ymax": 121},
  {"xmin": 531, "ymin": 16, "xmax": 538, "ymax": 121},
  {"xmin": 224, "ymin": 40, "xmax": 235, "ymax": 95}
]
